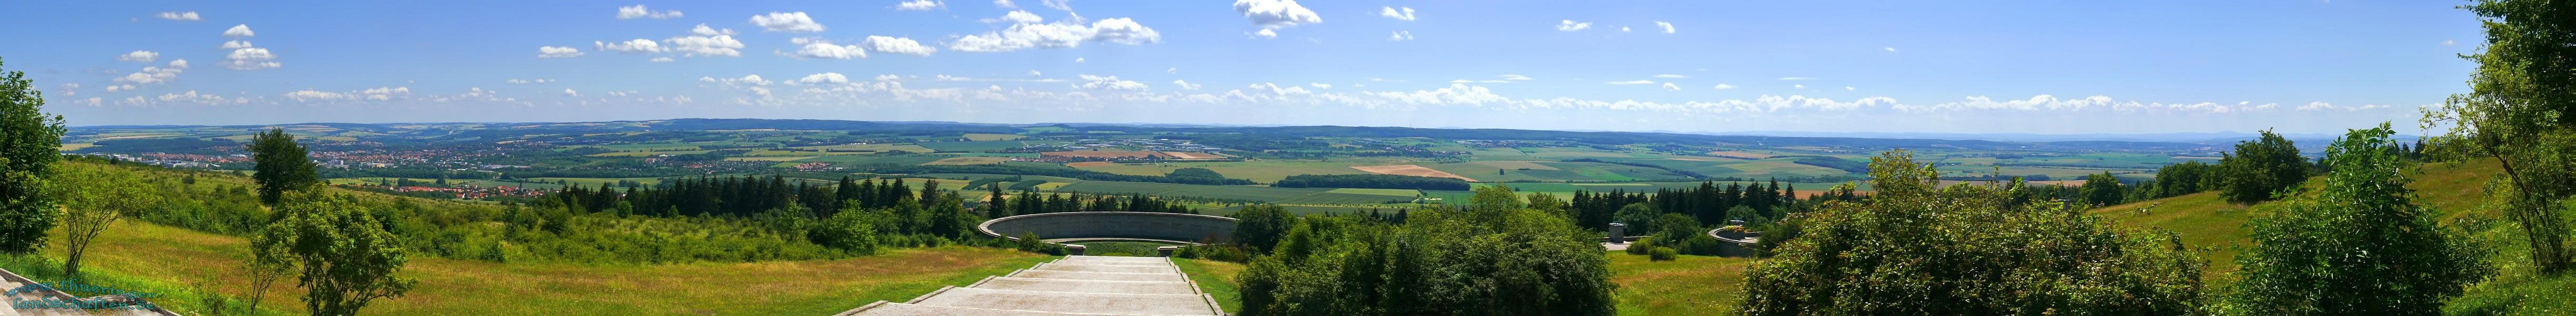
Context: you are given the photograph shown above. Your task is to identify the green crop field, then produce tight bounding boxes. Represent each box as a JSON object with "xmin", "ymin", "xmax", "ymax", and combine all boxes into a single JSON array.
[
  {"xmin": 916, "ymin": 140, "xmax": 1027, "ymax": 152},
  {"xmin": 1322, "ymin": 188, "xmax": 1420, "ymax": 196},
  {"xmin": 1067, "ymin": 160, "xmax": 1392, "ymax": 183}
]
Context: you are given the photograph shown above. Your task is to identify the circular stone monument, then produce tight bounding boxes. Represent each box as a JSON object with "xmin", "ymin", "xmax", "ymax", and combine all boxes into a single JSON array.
[{"xmin": 978, "ymin": 212, "xmax": 1240, "ymax": 245}]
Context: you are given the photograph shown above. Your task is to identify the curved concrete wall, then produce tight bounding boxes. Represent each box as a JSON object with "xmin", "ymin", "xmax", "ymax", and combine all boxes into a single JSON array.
[{"xmin": 979, "ymin": 212, "xmax": 1239, "ymax": 244}]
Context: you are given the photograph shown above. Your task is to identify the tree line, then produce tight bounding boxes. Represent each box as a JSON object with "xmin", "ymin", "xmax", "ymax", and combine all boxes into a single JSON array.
[{"xmin": 1271, "ymin": 173, "xmax": 1470, "ymax": 191}]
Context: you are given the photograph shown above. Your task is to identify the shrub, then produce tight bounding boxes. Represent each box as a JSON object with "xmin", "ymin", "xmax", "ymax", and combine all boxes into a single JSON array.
[{"xmin": 1648, "ymin": 246, "xmax": 1678, "ymax": 261}]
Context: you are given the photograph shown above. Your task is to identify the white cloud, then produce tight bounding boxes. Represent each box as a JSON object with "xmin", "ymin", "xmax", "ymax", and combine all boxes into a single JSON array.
[
  {"xmin": 1499, "ymin": 74, "xmax": 1533, "ymax": 81},
  {"xmin": 617, "ymin": 5, "xmax": 682, "ymax": 19},
  {"xmin": 1379, "ymin": 6, "xmax": 1415, "ymax": 21},
  {"xmin": 1844, "ymin": 86, "xmax": 1856, "ymax": 91},
  {"xmin": 950, "ymin": 17, "xmax": 1160, "ymax": 52},
  {"xmin": 1557, "ymin": 20, "xmax": 1592, "ymax": 31},
  {"xmin": 1620, "ymin": 26, "xmax": 1632, "ymax": 32},
  {"xmin": 1388, "ymin": 31, "xmax": 1414, "ymax": 41},
  {"xmin": 994, "ymin": 0, "xmax": 1017, "ymax": 8},
  {"xmin": 1173, "ymin": 80, "xmax": 1202, "ymax": 90},
  {"xmin": 1713, "ymin": 84, "xmax": 1736, "ymax": 90},
  {"xmin": 1777, "ymin": 77, "xmax": 1817, "ymax": 81},
  {"xmin": 1075, "ymin": 57, "xmax": 1086, "ymax": 63},
  {"xmin": 1606, "ymin": 80, "xmax": 1656, "ymax": 85},
  {"xmin": 596, "ymin": 39, "xmax": 665, "ymax": 53},
  {"xmin": 2442, "ymin": 39, "xmax": 2456, "ymax": 46},
  {"xmin": 1652, "ymin": 74, "xmax": 1688, "ymax": 78},
  {"xmin": 1654, "ymin": 21, "xmax": 1675, "ymax": 34},
  {"xmin": 537, "ymin": 46, "xmax": 584, "ymax": 58},
  {"xmin": 112, "ymin": 60, "xmax": 188, "ymax": 85},
  {"xmin": 222, "ymin": 47, "xmax": 280, "ymax": 70},
  {"xmin": 506, "ymin": 78, "xmax": 556, "ymax": 84},
  {"xmin": 863, "ymin": 36, "xmax": 937, "ymax": 56},
  {"xmin": 155, "ymin": 12, "xmax": 201, "ymax": 22},
  {"xmin": 117, "ymin": 51, "xmax": 158, "ymax": 63},
  {"xmin": 790, "ymin": 73, "xmax": 853, "ymax": 85},
  {"xmin": 562, "ymin": 88, "xmax": 580, "ymax": 97},
  {"xmin": 666, "ymin": 26, "xmax": 745, "ymax": 56},
  {"xmin": 897, "ymin": 0, "xmax": 944, "ymax": 11},
  {"xmin": 987, "ymin": 10, "xmax": 1044, "ymax": 24},
  {"xmin": 1252, "ymin": 28, "xmax": 1278, "ymax": 38},
  {"xmin": 1309, "ymin": 83, "xmax": 1332, "ymax": 89},
  {"xmin": 1078, "ymin": 74, "xmax": 1147, "ymax": 91},
  {"xmin": 220, "ymin": 40, "xmax": 254, "ymax": 50},
  {"xmin": 1884, "ymin": 47, "xmax": 1897, "ymax": 52},
  {"xmin": 1662, "ymin": 83, "xmax": 1681, "ymax": 91},
  {"xmin": 1039, "ymin": 0, "xmax": 1071, "ymax": 11},
  {"xmin": 1794, "ymin": 84, "xmax": 1806, "ymax": 88},
  {"xmin": 283, "ymin": 90, "xmax": 347, "ymax": 101},
  {"xmin": 701, "ymin": 74, "xmax": 773, "ymax": 86},
  {"xmin": 223, "ymin": 24, "xmax": 255, "ymax": 37},
  {"xmin": 787, "ymin": 39, "xmax": 867, "ymax": 59},
  {"xmin": 1168, "ymin": 67, "xmax": 1178, "ymax": 74},
  {"xmin": 649, "ymin": 57, "xmax": 674, "ymax": 62},
  {"xmin": 104, "ymin": 85, "xmax": 135, "ymax": 93},
  {"xmin": 1235, "ymin": 0, "xmax": 1321, "ymax": 28},
  {"xmin": 750, "ymin": 12, "xmax": 827, "ymax": 33},
  {"xmin": 1028, "ymin": 70, "xmax": 1044, "ymax": 77}
]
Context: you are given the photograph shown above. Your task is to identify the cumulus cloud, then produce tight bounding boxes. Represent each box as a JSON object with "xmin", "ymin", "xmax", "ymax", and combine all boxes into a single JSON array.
[
  {"xmin": 1252, "ymin": 28, "xmax": 1277, "ymax": 38},
  {"xmin": 649, "ymin": 57, "xmax": 674, "ymax": 62},
  {"xmin": 1388, "ymin": 31, "xmax": 1414, "ymax": 41},
  {"xmin": 562, "ymin": 88, "xmax": 580, "ymax": 96},
  {"xmin": 1844, "ymin": 86, "xmax": 1856, "ymax": 91},
  {"xmin": 1078, "ymin": 74, "xmax": 1147, "ymax": 91},
  {"xmin": 1884, "ymin": 47, "xmax": 1897, "ymax": 52},
  {"xmin": 950, "ymin": 15, "xmax": 1160, "ymax": 52},
  {"xmin": 789, "ymin": 72, "xmax": 852, "ymax": 85},
  {"xmin": 220, "ymin": 40, "xmax": 254, "ymax": 50},
  {"xmin": 1235, "ymin": 0, "xmax": 1321, "ymax": 29},
  {"xmin": 537, "ymin": 46, "xmax": 583, "ymax": 58},
  {"xmin": 1621, "ymin": 26, "xmax": 1632, "ymax": 32},
  {"xmin": 785, "ymin": 38, "xmax": 867, "ymax": 59},
  {"xmin": 994, "ymin": 0, "xmax": 1017, "ymax": 8},
  {"xmin": 596, "ymin": 38, "xmax": 664, "ymax": 53},
  {"xmin": 750, "ymin": 12, "xmax": 826, "ymax": 33},
  {"xmin": 1662, "ymin": 83, "xmax": 1682, "ymax": 91},
  {"xmin": 112, "ymin": 60, "xmax": 189, "ymax": 85},
  {"xmin": 222, "ymin": 47, "xmax": 280, "ymax": 70},
  {"xmin": 1655, "ymin": 21, "xmax": 1674, "ymax": 34},
  {"xmin": 1606, "ymin": 80, "xmax": 1656, "ymax": 85},
  {"xmin": 1713, "ymin": 84, "xmax": 1735, "ymax": 90},
  {"xmin": 506, "ymin": 78, "xmax": 556, "ymax": 84},
  {"xmin": 617, "ymin": 5, "xmax": 682, "ymax": 19},
  {"xmin": 1040, "ymin": 0, "xmax": 1071, "ymax": 11},
  {"xmin": 1028, "ymin": 69, "xmax": 1043, "ymax": 76},
  {"xmin": 1379, "ymin": 6, "xmax": 1415, "ymax": 21},
  {"xmin": 986, "ymin": 10, "xmax": 1044, "ymax": 24},
  {"xmin": 1172, "ymin": 80, "xmax": 1201, "ymax": 90},
  {"xmin": 1557, "ymin": 20, "xmax": 1591, "ymax": 31},
  {"xmin": 863, "ymin": 36, "xmax": 937, "ymax": 56},
  {"xmin": 667, "ymin": 25, "xmax": 746, "ymax": 56},
  {"xmin": 1309, "ymin": 83, "xmax": 1332, "ymax": 89},
  {"xmin": 1499, "ymin": 74, "xmax": 1533, "ymax": 81},
  {"xmin": 155, "ymin": 12, "xmax": 201, "ymax": 21},
  {"xmin": 897, "ymin": 0, "xmax": 943, "ymax": 11},
  {"xmin": 223, "ymin": 24, "xmax": 255, "ymax": 37},
  {"xmin": 117, "ymin": 51, "xmax": 158, "ymax": 63}
]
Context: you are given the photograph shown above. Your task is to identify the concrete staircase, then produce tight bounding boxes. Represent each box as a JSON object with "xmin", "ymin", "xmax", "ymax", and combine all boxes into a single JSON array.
[{"xmin": 838, "ymin": 255, "xmax": 1225, "ymax": 315}]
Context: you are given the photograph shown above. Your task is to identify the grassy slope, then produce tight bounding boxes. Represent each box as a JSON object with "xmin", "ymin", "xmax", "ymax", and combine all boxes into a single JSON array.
[
  {"xmin": 1608, "ymin": 253, "xmax": 1753, "ymax": 316},
  {"xmin": 1172, "ymin": 259, "xmax": 1245, "ymax": 314},
  {"xmin": 43, "ymin": 162, "xmax": 1055, "ymax": 315},
  {"xmin": 49, "ymin": 220, "xmax": 1049, "ymax": 315}
]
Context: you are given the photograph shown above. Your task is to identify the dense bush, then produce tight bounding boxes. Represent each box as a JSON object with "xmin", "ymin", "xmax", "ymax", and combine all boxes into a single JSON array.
[
  {"xmin": 2218, "ymin": 124, "xmax": 2492, "ymax": 314},
  {"xmin": 1739, "ymin": 150, "xmax": 2205, "ymax": 314},
  {"xmin": 1235, "ymin": 184, "xmax": 1613, "ymax": 315}
]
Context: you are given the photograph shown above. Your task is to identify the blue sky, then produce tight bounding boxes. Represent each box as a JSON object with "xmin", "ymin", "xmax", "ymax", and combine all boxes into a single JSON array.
[{"xmin": 0, "ymin": 1, "xmax": 2482, "ymax": 134}]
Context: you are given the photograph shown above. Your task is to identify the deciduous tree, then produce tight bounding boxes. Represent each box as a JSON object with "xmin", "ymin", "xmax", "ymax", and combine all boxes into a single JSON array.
[
  {"xmin": 2427, "ymin": 0, "xmax": 2576, "ymax": 273},
  {"xmin": 258, "ymin": 190, "xmax": 417, "ymax": 316},
  {"xmin": 249, "ymin": 128, "xmax": 319, "ymax": 205},
  {"xmin": 50, "ymin": 164, "xmax": 158, "ymax": 280},
  {"xmin": 0, "ymin": 57, "xmax": 64, "ymax": 254},
  {"xmin": 2221, "ymin": 123, "xmax": 2493, "ymax": 314}
]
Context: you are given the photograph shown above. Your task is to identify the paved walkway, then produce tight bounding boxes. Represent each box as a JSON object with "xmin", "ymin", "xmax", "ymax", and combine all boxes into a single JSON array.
[{"xmin": 837, "ymin": 255, "xmax": 1224, "ymax": 315}]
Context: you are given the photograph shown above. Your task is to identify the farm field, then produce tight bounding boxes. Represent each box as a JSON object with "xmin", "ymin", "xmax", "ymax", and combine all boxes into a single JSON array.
[
  {"xmin": 1195, "ymin": 204, "xmax": 1408, "ymax": 217},
  {"xmin": 1049, "ymin": 180, "xmax": 1405, "ymax": 204},
  {"xmin": 1065, "ymin": 160, "xmax": 1383, "ymax": 183},
  {"xmin": 1351, "ymin": 164, "xmax": 1478, "ymax": 181},
  {"xmin": 916, "ymin": 140, "xmax": 1026, "ymax": 152},
  {"xmin": 962, "ymin": 133, "xmax": 1027, "ymax": 141}
]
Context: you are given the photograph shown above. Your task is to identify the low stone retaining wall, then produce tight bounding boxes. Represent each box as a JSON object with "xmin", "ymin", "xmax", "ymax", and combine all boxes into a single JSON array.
[{"xmin": 979, "ymin": 212, "xmax": 1240, "ymax": 244}]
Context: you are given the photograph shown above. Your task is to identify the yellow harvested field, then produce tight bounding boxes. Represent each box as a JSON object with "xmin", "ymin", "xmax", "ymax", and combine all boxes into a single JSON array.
[
  {"xmin": 1468, "ymin": 160, "xmax": 1558, "ymax": 170},
  {"xmin": 1705, "ymin": 151, "xmax": 1777, "ymax": 160},
  {"xmin": 57, "ymin": 143, "xmax": 95, "ymax": 151},
  {"xmin": 921, "ymin": 156, "xmax": 1012, "ymax": 165},
  {"xmin": 1350, "ymin": 164, "xmax": 1478, "ymax": 182},
  {"xmin": 1035, "ymin": 182, "xmax": 1073, "ymax": 190},
  {"xmin": 1161, "ymin": 152, "xmax": 1226, "ymax": 160},
  {"xmin": 964, "ymin": 133, "xmax": 1027, "ymax": 141}
]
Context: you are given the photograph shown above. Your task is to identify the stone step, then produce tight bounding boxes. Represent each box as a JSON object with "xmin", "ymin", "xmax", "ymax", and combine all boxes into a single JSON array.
[
  {"xmin": 1031, "ymin": 263, "xmax": 1179, "ymax": 274},
  {"xmin": 1006, "ymin": 270, "xmax": 1190, "ymax": 282},
  {"xmin": 910, "ymin": 287, "xmax": 1217, "ymax": 315},
  {"xmin": 972, "ymin": 276, "xmax": 1199, "ymax": 295},
  {"xmin": 1051, "ymin": 258, "xmax": 1175, "ymax": 265},
  {"xmin": 1060, "ymin": 255, "xmax": 1168, "ymax": 263},
  {"xmin": 841, "ymin": 301, "xmax": 1159, "ymax": 315}
]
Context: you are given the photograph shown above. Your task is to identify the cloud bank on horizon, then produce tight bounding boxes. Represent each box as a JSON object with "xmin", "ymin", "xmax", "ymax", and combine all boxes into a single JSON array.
[{"xmin": 0, "ymin": 1, "xmax": 2483, "ymax": 134}]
